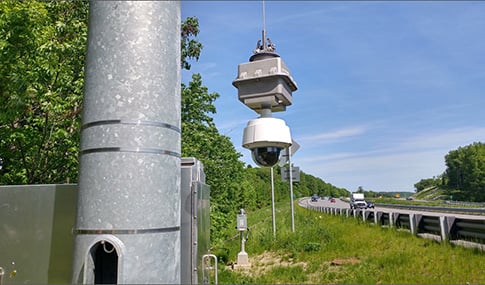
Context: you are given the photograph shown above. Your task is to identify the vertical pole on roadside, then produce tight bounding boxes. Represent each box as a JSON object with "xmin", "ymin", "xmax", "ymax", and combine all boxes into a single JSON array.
[
  {"xmin": 72, "ymin": 2, "xmax": 181, "ymax": 283},
  {"xmin": 288, "ymin": 147, "xmax": 295, "ymax": 232},
  {"xmin": 271, "ymin": 167, "xmax": 276, "ymax": 237}
]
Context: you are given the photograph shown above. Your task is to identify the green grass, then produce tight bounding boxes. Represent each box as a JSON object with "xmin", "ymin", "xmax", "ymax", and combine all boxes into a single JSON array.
[
  {"xmin": 213, "ymin": 201, "xmax": 485, "ymax": 284},
  {"xmin": 414, "ymin": 186, "xmax": 446, "ymax": 200}
]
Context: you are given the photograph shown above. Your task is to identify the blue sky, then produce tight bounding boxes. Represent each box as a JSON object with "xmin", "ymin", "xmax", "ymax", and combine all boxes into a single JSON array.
[{"xmin": 181, "ymin": 1, "xmax": 485, "ymax": 192}]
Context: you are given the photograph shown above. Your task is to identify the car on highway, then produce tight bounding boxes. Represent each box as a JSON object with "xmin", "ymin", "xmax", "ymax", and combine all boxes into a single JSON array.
[
  {"xmin": 365, "ymin": 201, "xmax": 375, "ymax": 209},
  {"xmin": 311, "ymin": 195, "xmax": 319, "ymax": 202},
  {"xmin": 350, "ymin": 199, "xmax": 367, "ymax": 209}
]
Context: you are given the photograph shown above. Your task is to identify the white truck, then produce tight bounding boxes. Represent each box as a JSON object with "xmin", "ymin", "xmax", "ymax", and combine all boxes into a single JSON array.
[{"xmin": 349, "ymin": 193, "xmax": 368, "ymax": 209}]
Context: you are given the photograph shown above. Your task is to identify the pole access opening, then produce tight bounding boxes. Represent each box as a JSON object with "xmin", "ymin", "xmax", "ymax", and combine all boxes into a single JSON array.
[{"xmin": 89, "ymin": 241, "xmax": 118, "ymax": 284}]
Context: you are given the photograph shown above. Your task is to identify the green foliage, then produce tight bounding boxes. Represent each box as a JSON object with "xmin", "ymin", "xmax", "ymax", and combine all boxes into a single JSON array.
[
  {"xmin": 181, "ymin": 16, "xmax": 203, "ymax": 70},
  {"xmin": 0, "ymin": 1, "xmax": 88, "ymax": 184},
  {"xmin": 181, "ymin": 72, "xmax": 246, "ymax": 244},
  {"xmin": 291, "ymin": 170, "xmax": 348, "ymax": 198},
  {"xmin": 302, "ymin": 241, "xmax": 321, "ymax": 252},
  {"xmin": 0, "ymin": 4, "xmax": 207, "ymax": 184},
  {"xmin": 243, "ymin": 167, "xmax": 289, "ymax": 209},
  {"xmin": 414, "ymin": 176, "xmax": 442, "ymax": 192},
  {"xmin": 444, "ymin": 142, "xmax": 485, "ymax": 201}
]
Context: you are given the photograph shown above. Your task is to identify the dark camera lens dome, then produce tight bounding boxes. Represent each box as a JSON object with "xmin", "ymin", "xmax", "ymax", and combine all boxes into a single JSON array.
[{"xmin": 251, "ymin": 147, "xmax": 282, "ymax": 167}]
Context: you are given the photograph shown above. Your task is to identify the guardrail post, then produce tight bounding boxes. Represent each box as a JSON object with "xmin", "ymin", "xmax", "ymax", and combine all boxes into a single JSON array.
[
  {"xmin": 440, "ymin": 216, "xmax": 454, "ymax": 242},
  {"xmin": 409, "ymin": 214, "xmax": 417, "ymax": 235},
  {"xmin": 414, "ymin": 214, "xmax": 423, "ymax": 235},
  {"xmin": 393, "ymin": 212, "xmax": 400, "ymax": 228},
  {"xmin": 375, "ymin": 211, "xmax": 381, "ymax": 225}
]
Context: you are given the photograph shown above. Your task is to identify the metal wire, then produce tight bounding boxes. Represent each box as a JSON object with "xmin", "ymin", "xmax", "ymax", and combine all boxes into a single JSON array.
[{"xmin": 101, "ymin": 240, "xmax": 115, "ymax": 254}]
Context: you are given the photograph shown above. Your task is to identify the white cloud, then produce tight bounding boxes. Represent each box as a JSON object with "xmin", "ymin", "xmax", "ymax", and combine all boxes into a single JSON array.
[
  {"xmin": 297, "ymin": 127, "xmax": 485, "ymax": 191},
  {"xmin": 215, "ymin": 118, "xmax": 247, "ymax": 137},
  {"xmin": 389, "ymin": 127, "xmax": 485, "ymax": 155},
  {"xmin": 298, "ymin": 125, "xmax": 369, "ymax": 144}
]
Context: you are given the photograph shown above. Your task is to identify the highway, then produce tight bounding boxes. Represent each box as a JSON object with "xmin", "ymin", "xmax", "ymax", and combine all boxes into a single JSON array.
[{"xmin": 300, "ymin": 197, "xmax": 485, "ymax": 220}]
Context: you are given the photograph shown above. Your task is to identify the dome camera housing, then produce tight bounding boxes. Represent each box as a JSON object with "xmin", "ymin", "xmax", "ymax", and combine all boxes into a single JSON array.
[
  {"xmin": 242, "ymin": 117, "xmax": 292, "ymax": 167},
  {"xmin": 251, "ymin": 146, "xmax": 282, "ymax": 167}
]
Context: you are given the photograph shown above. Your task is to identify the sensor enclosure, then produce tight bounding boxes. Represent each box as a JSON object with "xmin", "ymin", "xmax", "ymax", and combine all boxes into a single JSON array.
[{"xmin": 232, "ymin": 54, "xmax": 298, "ymax": 114}]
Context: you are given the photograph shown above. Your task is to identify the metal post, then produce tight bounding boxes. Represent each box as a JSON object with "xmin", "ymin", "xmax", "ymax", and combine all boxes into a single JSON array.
[
  {"xmin": 72, "ymin": 2, "xmax": 181, "ymax": 284},
  {"xmin": 202, "ymin": 254, "xmax": 218, "ymax": 285},
  {"xmin": 235, "ymin": 210, "xmax": 250, "ymax": 269},
  {"xmin": 240, "ymin": 231, "xmax": 246, "ymax": 253},
  {"xmin": 288, "ymin": 148, "xmax": 295, "ymax": 232},
  {"xmin": 271, "ymin": 167, "xmax": 276, "ymax": 237}
]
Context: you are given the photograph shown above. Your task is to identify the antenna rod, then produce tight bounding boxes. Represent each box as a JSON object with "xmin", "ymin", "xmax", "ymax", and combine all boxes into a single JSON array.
[{"xmin": 262, "ymin": 0, "xmax": 266, "ymax": 49}]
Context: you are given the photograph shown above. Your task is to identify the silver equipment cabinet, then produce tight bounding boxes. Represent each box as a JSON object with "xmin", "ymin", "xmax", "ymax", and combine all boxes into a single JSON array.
[{"xmin": 180, "ymin": 157, "xmax": 211, "ymax": 284}]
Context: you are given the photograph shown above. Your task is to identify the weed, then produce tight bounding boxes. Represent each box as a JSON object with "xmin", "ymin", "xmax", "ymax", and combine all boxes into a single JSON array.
[{"xmin": 302, "ymin": 242, "xmax": 321, "ymax": 252}]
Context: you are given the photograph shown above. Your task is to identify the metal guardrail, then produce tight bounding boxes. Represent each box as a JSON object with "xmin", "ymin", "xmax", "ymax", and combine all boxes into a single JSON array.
[
  {"xmin": 376, "ymin": 203, "xmax": 485, "ymax": 215},
  {"xmin": 300, "ymin": 201, "xmax": 485, "ymax": 250}
]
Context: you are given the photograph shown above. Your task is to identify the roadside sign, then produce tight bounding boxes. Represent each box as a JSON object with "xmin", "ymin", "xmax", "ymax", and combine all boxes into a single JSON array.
[
  {"xmin": 278, "ymin": 140, "xmax": 300, "ymax": 166},
  {"xmin": 281, "ymin": 166, "xmax": 300, "ymax": 182}
]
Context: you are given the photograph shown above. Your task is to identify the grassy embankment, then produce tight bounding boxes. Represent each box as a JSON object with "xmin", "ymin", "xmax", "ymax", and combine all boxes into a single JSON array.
[
  {"xmin": 371, "ymin": 186, "xmax": 485, "ymax": 209},
  {"xmin": 214, "ymin": 200, "xmax": 485, "ymax": 284}
]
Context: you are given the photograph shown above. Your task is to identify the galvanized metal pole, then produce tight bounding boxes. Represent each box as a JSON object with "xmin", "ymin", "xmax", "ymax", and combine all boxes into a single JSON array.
[
  {"xmin": 72, "ymin": 2, "xmax": 181, "ymax": 284},
  {"xmin": 289, "ymin": 149, "xmax": 295, "ymax": 232},
  {"xmin": 271, "ymin": 167, "xmax": 276, "ymax": 237}
]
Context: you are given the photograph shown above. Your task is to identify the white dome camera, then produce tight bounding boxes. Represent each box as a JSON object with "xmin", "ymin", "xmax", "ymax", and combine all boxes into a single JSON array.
[{"xmin": 242, "ymin": 116, "xmax": 292, "ymax": 167}]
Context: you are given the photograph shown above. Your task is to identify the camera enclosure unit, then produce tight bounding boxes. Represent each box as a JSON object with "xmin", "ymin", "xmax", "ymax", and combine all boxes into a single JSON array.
[
  {"xmin": 232, "ymin": 54, "xmax": 298, "ymax": 114},
  {"xmin": 242, "ymin": 117, "xmax": 292, "ymax": 167}
]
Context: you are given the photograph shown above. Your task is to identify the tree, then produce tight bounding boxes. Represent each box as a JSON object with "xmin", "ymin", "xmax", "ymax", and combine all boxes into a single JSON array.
[
  {"xmin": 0, "ymin": 3, "xmax": 206, "ymax": 185},
  {"xmin": 181, "ymin": 16, "xmax": 203, "ymax": 70},
  {"xmin": 444, "ymin": 142, "xmax": 485, "ymax": 201},
  {"xmin": 181, "ymin": 73, "xmax": 246, "ymax": 243},
  {"xmin": 414, "ymin": 176, "xmax": 441, "ymax": 192},
  {"xmin": 0, "ymin": 1, "xmax": 88, "ymax": 184}
]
